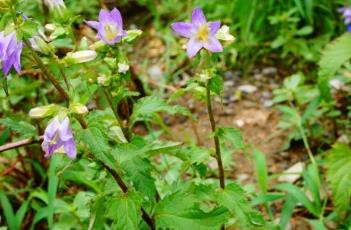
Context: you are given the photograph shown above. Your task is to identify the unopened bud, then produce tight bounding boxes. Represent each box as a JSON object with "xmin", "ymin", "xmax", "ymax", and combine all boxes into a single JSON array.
[
  {"xmin": 118, "ymin": 63, "xmax": 129, "ymax": 73},
  {"xmin": 29, "ymin": 104, "xmax": 58, "ymax": 119},
  {"xmin": 29, "ymin": 36, "xmax": 53, "ymax": 54},
  {"xmin": 69, "ymin": 103, "xmax": 88, "ymax": 115},
  {"xmin": 44, "ymin": 0, "xmax": 67, "ymax": 19},
  {"xmin": 122, "ymin": 29, "xmax": 142, "ymax": 43},
  {"xmin": 216, "ymin": 25, "xmax": 235, "ymax": 43},
  {"xmin": 97, "ymin": 75, "xmax": 108, "ymax": 86},
  {"xmin": 65, "ymin": 50, "xmax": 97, "ymax": 64}
]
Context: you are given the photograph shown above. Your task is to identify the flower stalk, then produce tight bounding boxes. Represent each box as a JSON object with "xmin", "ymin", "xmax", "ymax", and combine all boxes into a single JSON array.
[{"xmin": 206, "ymin": 82, "xmax": 225, "ymax": 189}]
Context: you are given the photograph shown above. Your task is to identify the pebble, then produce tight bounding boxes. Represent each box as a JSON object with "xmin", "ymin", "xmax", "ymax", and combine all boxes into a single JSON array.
[
  {"xmin": 148, "ymin": 65, "xmax": 163, "ymax": 81},
  {"xmin": 262, "ymin": 67, "xmax": 278, "ymax": 76},
  {"xmin": 238, "ymin": 84, "xmax": 257, "ymax": 94},
  {"xmin": 224, "ymin": 80, "xmax": 235, "ymax": 88},
  {"xmin": 263, "ymin": 99, "xmax": 274, "ymax": 108},
  {"xmin": 234, "ymin": 119, "xmax": 245, "ymax": 128}
]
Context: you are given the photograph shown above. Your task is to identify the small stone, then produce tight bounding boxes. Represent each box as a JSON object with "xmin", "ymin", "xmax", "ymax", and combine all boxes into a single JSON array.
[
  {"xmin": 278, "ymin": 162, "xmax": 304, "ymax": 183},
  {"xmin": 238, "ymin": 84, "xmax": 257, "ymax": 94},
  {"xmin": 224, "ymin": 70, "xmax": 234, "ymax": 79},
  {"xmin": 254, "ymin": 73, "xmax": 263, "ymax": 81},
  {"xmin": 263, "ymin": 99, "xmax": 274, "ymax": 108},
  {"xmin": 224, "ymin": 80, "xmax": 235, "ymax": 88},
  {"xmin": 237, "ymin": 174, "xmax": 249, "ymax": 182},
  {"xmin": 262, "ymin": 67, "xmax": 277, "ymax": 76},
  {"xmin": 234, "ymin": 119, "xmax": 245, "ymax": 128},
  {"xmin": 262, "ymin": 91, "xmax": 271, "ymax": 99}
]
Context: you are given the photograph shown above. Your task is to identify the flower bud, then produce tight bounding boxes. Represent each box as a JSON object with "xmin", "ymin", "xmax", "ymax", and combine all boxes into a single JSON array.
[
  {"xmin": 29, "ymin": 36, "xmax": 54, "ymax": 55},
  {"xmin": 64, "ymin": 50, "xmax": 97, "ymax": 64},
  {"xmin": 89, "ymin": 40, "xmax": 106, "ymax": 51},
  {"xmin": 97, "ymin": 75, "xmax": 108, "ymax": 86},
  {"xmin": 215, "ymin": 25, "xmax": 235, "ymax": 43},
  {"xmin": 122, "ymin": 29, "xmax": 143, "ymax": 43},
  {"xmin": 69, "ymin": 103, "xmax": 88, "ymax": 115},
  {"xmin": 118, "ymin": 63, "xmax": 129, "ymax": 73},
  {"xmin": 29, "ymin": 104, "xmax": 59, "ymax": 119},
  {"xmin": 44, "ymin": 0, "xmax": 68, "ymax": 20}
]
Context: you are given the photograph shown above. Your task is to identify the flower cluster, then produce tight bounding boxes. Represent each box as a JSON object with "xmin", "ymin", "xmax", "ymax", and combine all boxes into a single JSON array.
[{"xmin": 0, "ymin": 32, "xmax": 23, "ymax": 76}]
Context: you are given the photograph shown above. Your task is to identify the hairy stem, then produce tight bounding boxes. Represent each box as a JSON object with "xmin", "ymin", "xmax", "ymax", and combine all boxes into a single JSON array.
[{"xmin": 206, "ymin": 84, "xmax": 225, "ymax": 189}]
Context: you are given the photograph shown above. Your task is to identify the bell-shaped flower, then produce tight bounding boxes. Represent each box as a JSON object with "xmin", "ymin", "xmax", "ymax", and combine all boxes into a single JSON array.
[
  {"xmin": 41, "ymin": 116, "xmax": 76, "ymax": 159},
  {"xmin": 0, "ymin": 31, "xmax": 23, "ymax": 76},
  {"xmin": 171, "ymin": 7, "xmax": 223, "ymax": 58},
  {"xmin": 86, "ymin": 8, "xmax": 127, "ymax": 45}
]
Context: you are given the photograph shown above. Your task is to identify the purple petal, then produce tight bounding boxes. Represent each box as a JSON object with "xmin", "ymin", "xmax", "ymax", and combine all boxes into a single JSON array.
[
  {"xmin": 339, "ymin": 7, "xmax": 346, "ymax": 13},
  {"xmin": 208, "ymin": 21, "xmax": 221, "ymax": 35},
  {"xmin": 204, "ymin": 37, "xmax": 223, "ymax": 53},
  {"xmin": 42, "ymin": 137, "xmax": 64, "ymax": 158},
  {"xmin": 2, "ymin": 59, "xmax": 12, "ymax": 76},
  {"xmin": 86, "ymin": 20, "xmax": 99, "ymax": 30},
  {"xmin": 192, "ymin": 7, "xmax": 206, "ymax": 25},
  {"xmin": 64, "ymin": 139, "xmax": 76, "ymax": 159},
  {"xmin": 13, "ymin": 43, "xmax": 22, "ymax": 73},
  {"xmin": 44, "ymin": 116, "xmax": 60, "ymax": 140},
  {"xmin": 58, "ymin": 117, "xmax": 73, "ymax": 141},
  {"xmin": 171, "ymin": 22, "xmax": 194, "ymax": 38},
  {"xmin": 110, "ymin": 8, "xmax": 123, "ymax": 29},
  {"xmin": 99, "ymin": 9, "xmax": 112, "ymax": 24},
  {"xmin": 186, "ymin": 38, "xmax": 203, "ymax": 58}
]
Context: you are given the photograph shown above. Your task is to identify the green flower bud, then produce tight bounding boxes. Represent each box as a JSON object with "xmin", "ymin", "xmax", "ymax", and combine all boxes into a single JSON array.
[{"xmin": 29, "ymin": 104, "xmax": 59, "ymax": 119}]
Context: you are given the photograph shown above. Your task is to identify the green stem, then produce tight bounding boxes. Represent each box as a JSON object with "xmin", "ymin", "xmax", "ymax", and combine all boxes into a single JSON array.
[
  {"xmin": 206, "ymin": 84, "xmax": 225, "ymax": 189},
  {"xmin": 25, "ymin": 40, "xmax": 70, "ymax": 101},
  {"xmin": 298, "ymin": 124, "xmax": 316, "ymax": 165},
  {"xmin": 52, "ymin": 56, "xmax": 71, "ymax": 90},
  {"xmin": 102, "ymin": 88, "xmax": 123, "ymax": 127}
]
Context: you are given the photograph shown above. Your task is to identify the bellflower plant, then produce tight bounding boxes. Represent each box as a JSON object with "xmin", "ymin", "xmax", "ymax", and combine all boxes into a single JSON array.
[
  {"xmin": 86, "ymin": 8, "xmax": 127, "ymax": 45},
  {"xmin": 41, "ymin": 116, "xmax": 76, "ymax": 159},
  {"xmin": 339, "ymin": 6, "xmax": 351, "ymax": 32},
  {"xmin": 0, "ymin": 31, "xmax": 23, "ymax": 76},
  {"xmin": 171, "ymin": 7, "xmax": 222, "ymax": 58}
]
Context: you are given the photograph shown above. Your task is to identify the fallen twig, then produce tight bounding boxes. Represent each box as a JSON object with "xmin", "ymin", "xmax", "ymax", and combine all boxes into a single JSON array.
[{"xmin": 0, "ymin": 136, "xmax": 43, "ymax": 153}]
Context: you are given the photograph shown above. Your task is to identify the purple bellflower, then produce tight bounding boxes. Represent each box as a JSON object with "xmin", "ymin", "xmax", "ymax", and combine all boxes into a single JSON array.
[
  {"xmin": 42, "ymin": 116, "xmax": 76, "ymax": 159},
  {"xmin": 0, "ymin": 32, "xmax": 23, "ymax": 76},
  {"xmin": 339, "ymin": 6, "xmax": 351, "ymax": 32},
  {"xmin": 171, "ymin": 7, "xmax": 223, "ymax": 58},
  {"xmin": 86, "ymin": 8, "xmax": 127, "ymax": 45}
]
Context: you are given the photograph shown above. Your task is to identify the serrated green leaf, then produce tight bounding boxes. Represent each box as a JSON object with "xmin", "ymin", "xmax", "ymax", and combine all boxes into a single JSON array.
[
  {"xmin": 318, "ymin": 33, "xmax": 351, "ymax": 101},
  {"xmin": 215, "ymin": 183, "xmax": 265, "ymax": 227},
  {"xmin": 107, "ymin": 192, "xmax": 143, "ymax": 230},
  {"xmin": 208, "ymin": 74, "xmax": 223, "ymax": 96},
  {"xmin": 326, "ymin": 144, "xmax": 351, "ymax": 218},
  {"xmin": 155, "ymin": 192, "xmax": 229, "ymax": 230},
  {"xmin": 122, "ymin": 157, "xmax": 156, "ymax": 201},
  {"xmin": 216, "ymin": 128, "xmax": 246, "ymax": 151},
  {"xmin": 130, "ymin": 96, "xmax": 190, "ymax": 126},
  {"xmin": 0, "ymin": 118, "xmax": 37, "ymax": 138}
]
